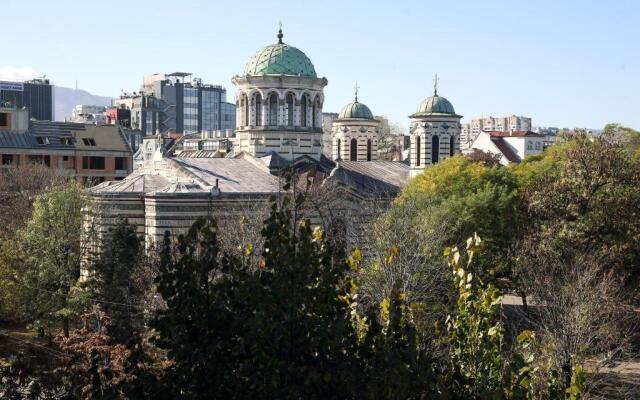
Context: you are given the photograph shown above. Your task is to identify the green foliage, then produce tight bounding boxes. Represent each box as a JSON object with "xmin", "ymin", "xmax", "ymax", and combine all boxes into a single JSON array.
[
  {"xmin": 396, "ymin": 155, "xmax": 522, "ymax": 283},
  {"xmin": 152, "ymin": 185, "xmax": 360, "ymax": 399},
  {"xmin": 444, "ymin": 234, "xmax": 507, "ymax": 398},
  {"xmin": 18, "ymin": 181, "xmax": 89, "ymax": 335},
  {"xmin": 84, "ymin": 218, "xmax": 143, "ymax": 341}
]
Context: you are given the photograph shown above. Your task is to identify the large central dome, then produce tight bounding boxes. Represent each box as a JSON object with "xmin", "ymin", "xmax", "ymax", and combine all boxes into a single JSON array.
[{"xmin": 243, "ymin": 30, "xmax": 317, "ymax": 78}]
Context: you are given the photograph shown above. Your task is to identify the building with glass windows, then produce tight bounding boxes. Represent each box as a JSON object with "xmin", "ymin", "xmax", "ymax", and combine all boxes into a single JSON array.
[
  {"xmin": 0, "ymin": 78, "xmax": 55, "ymax": 121},
  {"xmin": 115, "ymin": 72, "xmax": 235, "ymax": 135}
]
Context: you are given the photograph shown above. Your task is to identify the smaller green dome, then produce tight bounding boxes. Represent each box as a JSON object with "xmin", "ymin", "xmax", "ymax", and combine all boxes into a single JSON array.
[
  {"xmin": 338, "ymin": 101, "xmax": 374, "ymax": 120},
  {"xmin": 415, "ymin": 94, "xmax": 456, "ymax": 115}
]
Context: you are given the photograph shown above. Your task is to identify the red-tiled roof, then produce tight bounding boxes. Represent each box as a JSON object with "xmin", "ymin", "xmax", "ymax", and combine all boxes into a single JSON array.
[{"xmin": 485, "ymin": 130, "xmax": 543, "ymax": 138}]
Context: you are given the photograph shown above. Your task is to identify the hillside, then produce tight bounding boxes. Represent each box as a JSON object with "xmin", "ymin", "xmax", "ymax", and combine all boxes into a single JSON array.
[{"xmin": 54, "ymin": 86, "xmax": 114, "ymax": 121}]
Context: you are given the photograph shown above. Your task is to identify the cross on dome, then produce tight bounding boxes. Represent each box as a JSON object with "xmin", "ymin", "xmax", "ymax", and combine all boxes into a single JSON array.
[
  {"xmin": 277, "ymin": 21, "xmax": 283, "ymax": 44},
  {"xmin": 433, "ymin": 73, "xmax": 440, "ymax": 96}
]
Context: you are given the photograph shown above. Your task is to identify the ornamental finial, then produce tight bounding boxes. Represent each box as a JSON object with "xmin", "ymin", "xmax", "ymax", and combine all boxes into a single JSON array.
[
  {"xmin": 277, "ymin": 20, "xmax": 283, "ymax": 44},
  {"xmin": 433, "ymin": 73, "xmax": 440, "ymax": 96},
  {"xmin": 354, "ymin": 81, "xmax": 360, "ymax": 102}
]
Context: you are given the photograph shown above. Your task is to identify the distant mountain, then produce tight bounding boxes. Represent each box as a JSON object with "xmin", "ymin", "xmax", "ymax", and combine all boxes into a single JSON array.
[{"xmin": 54, "ymin": 87, "xmax": 114, "ymax": 121}]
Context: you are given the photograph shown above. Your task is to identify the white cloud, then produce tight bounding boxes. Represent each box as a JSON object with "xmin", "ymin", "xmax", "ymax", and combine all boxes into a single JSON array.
[{"xmin": 0, "ymin": 66, "xmax": 40, "ymax": 82}]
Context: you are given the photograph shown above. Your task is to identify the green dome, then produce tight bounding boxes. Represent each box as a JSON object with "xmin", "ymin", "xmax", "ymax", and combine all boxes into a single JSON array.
[
  {"xmin": 244, "ymin": 42, "xmax": 317, "ymax": 78},
  {"xmin": 338, "ymin": 101, "xmax": 374, "ymax": 120},
  {"xmin": 415, "ymin": 94, "xmax": 456, "ymax": 115}
]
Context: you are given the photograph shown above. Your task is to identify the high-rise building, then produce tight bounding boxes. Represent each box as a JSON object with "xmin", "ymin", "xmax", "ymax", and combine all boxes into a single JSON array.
[
  {"xmin": 461, "ymin": 115, "xmax": 532, "ymax": 148},
  {"xmin": 0, "ymin": 78, "xmax": 55, "ymax": 121},
  {"xmin": 116, "ymin": 72, "xmax": 236, "ymax": 135}
]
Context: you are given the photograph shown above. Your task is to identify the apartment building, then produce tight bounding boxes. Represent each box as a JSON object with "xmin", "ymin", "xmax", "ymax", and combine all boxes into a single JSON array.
[{"xmin": 0, "ymin": 105, "xmax": 133, "ymax": 183}]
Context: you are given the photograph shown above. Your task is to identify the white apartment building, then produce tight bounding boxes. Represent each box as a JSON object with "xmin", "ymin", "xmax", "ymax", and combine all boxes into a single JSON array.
[{"xmin": 461, "ymin": 115, "xmax": 532, "ymax": 148}]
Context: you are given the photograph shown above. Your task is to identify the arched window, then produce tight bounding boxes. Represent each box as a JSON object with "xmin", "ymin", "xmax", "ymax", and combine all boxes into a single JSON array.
[
  {"xmin": 312, "ymin": 98, "xmax": 318, "ymax": 128},
  {"xmin": 337, "ymin": 139, "xmax": 341, "ymax": 160},
  {"xmin": 366, "ymin": 139, "xmax": 372, "ymax": 161},
  {"xmin": 286, "ymin": 93, "xmax": 294, "ymax": 127},
  {"xmin": 432, "ymin": 135, "xmax": 440, "ymax": 164},
  {"xmin": 254, "ymin": 93, "xmax": 262, "ymax": 126},
  {"xmin": 242, "ymin": 94, "xmax": 249, "ymax": 127},
  {"xmin": 350, "ymin": 138, "xmax": 358, "ymax": 161},
  {"xmin": 416, "ymin": 136, "xmax": 421, "ymax": 166},
  {"xmin": 450, "ymin": 136, "xmax": 455, "ymax": 157},
  {"xmin": 269, "ymin": 93, "xmax": 278, "ymax": 126},
  {"xmin": 301, "ymin": 95, "xmax": 308, "ymax": 127}
]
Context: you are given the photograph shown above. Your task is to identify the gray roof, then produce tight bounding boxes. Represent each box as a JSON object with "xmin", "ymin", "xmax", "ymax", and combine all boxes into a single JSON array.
[
  {"xmin": 330, "ymin": 161, "xmax": 410, "ymax": 196},
  {"xmin": 90, "ymin": 174, "xmax": 170, "ymax": 195},
  {"xmin": 172, "ymin": 158, "xmax": 280, "ymax": 194}
]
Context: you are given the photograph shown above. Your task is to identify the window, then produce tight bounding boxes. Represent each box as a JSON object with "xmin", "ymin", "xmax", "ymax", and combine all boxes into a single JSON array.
[
  {"xmin": 432, "ymin": 136, "xmax": 439, "ymax": 164},
  {"xmin": 115, "ymin": 157, "xmax": 127, "ymax": 170},
  {"xmin": 416, "ymin": 136, "xmax": 421, "ymax": 166},
  {"xmin": 312, "ymin": 98, "xmax": 318, "ymax": 128},
  {"xmin": 82, "ymin": 156, "xmax": 105, "ymax": 170},
  {"xmin": 450, "ymin": 136, "xmax": 455, "ymax": 157},
  {"xmin": 242, "ymin": 94, "xmax": 249, "ymax": 127},
  {"xmin": 0, "ymin": 113, "xmax": 8, "ymax": 127},
  {"xmin": 2, "ymin": 154, "xmax": 13, "ymax": 165},
  {"xmin": 301, "ymin": 95, "xmax": 308, "ymax": 127},
  {"xmin": 286, "ymin": 93, "xmax": 295, "ymax": 127},
  {"xmin": 350, "ymin": 138, "xmax": 358, "ymax": 161},
  {"xmin": 29, "ymin": 155, "xmax": 50, "ymax": 167},
  {"xmin": 535, "ymin": 141, "xmax": 541, "ymax": 150},
  {"xmin": 527, "ymin": 141, "xmax": 533, "ymax": 150},
  {"xmin": 337, "ymin": 139, "xmax": 341, "ymax": 160},
  {"xmin": 254, "ymin": 94, "xmax": 262, "ymax": 126},
  {"xmin": 269, "ymin": 93, "xmax": 278, "ymax": 126},
  {"xmin": 82, "ymin": 138, "xmax": 97, "ymax": 146},
  {"xmin": 36, "ymin": 136, "xmax": 50, "ymax": 145},
  {"xmin": 367, "ymin": 139, "xmax": 372, "ymax": 161}
]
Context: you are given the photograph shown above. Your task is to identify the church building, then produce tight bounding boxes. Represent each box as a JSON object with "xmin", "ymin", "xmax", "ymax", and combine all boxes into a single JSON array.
[{"xmin": 87, "ymin": 28, "xmax": 463, "ymax": 250}]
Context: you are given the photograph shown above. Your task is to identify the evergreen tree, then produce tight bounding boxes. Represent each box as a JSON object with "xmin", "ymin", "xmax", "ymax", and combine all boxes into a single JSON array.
[{"xmin": 85, "ymin": 217, "xmax": 144, "ymax": 341}]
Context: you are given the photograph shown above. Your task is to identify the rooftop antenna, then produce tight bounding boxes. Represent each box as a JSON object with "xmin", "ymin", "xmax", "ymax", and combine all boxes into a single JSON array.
[
  {"xmin": 433, "ymin": 73, "xmax": 440, "ymax": 96},
  {"xmin": 354, "ymin": 81, "xmax": 360, "ymax": 102},
  {"xmin": 277, "ymin": 20, "xmax": 283, "ymax": 44}
]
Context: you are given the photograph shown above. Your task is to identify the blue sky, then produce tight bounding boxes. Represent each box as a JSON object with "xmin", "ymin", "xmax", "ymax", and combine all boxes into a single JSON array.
[{"xmin": 3, "ymin": 0, "xmax": 639, "ymax": 129}]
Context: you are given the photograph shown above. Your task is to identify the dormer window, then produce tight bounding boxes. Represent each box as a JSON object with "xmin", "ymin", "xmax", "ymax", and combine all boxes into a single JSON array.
[
  {"xmin": 36, "ymin": 136, "xmax": 50, "ymax": 145},
  {"xmin": 82, "ymin": 138, "xmax": 97, "ymax": 146}
]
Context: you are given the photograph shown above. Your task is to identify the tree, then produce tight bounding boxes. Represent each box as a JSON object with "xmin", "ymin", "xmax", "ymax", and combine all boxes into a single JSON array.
[
  {"xmin": 0, "ymin": 163, "xmax": 59, "ymax": 239},
  {"xmin": 388, "ymin": 155, "xmax": 522, "ymax": 288},
  {"xmin": 518, "ymin": 133, "xmax": 640, "ymax": 296},
  {"xmin": 19, "ymin": 181, "xmax": 89, "ymax": 337},
  {"xmin": 84, "ymin": 218, "xmax": 145, "ymax": 342},
  {"xmin": 151, "ymin": 179, "xmax": 361, "ymax": 399}
]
